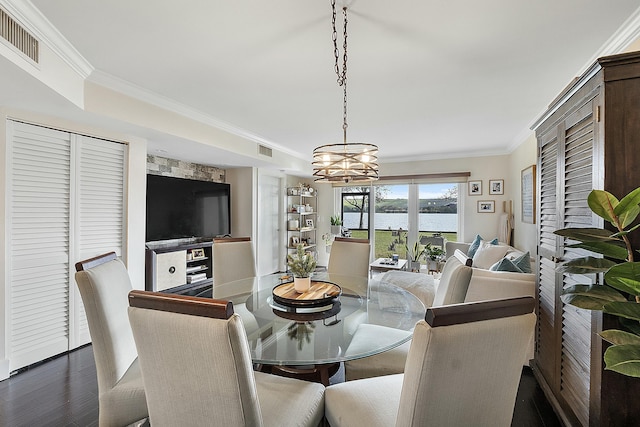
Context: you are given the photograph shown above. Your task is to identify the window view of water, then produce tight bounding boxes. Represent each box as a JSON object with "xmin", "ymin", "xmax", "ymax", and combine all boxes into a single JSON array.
[{"xmin": 343, "ymin": 212, "xmax": 457, "ymax": 232}]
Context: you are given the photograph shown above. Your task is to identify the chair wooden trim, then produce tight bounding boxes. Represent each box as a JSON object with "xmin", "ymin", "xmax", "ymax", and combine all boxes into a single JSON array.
[
  {"xmin": 75, "ymin": 251, "xmax": 117, "ymax": 272},
  {"xmin": 426, "ymin": 296, "xmax": 534, "ymax": 327},
  {"xmin": 334, "ymin": 237, "xmax": 369, "ymax": 244},
  {"xmin": 128, "ymin": 290, "xmax": 234, "ymax": 319},
  {"xmin": 213, "ymin": 237, "xmax": 251, "ymax": 244}
]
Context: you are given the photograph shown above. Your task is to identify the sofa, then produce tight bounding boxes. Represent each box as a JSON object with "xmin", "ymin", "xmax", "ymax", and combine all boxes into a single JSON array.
[{"xmin": 344, "ymin": 238, "xmax": 535, "ymax": 380}]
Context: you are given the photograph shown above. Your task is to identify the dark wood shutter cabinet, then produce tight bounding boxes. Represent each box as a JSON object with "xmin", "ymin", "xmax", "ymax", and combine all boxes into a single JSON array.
[{"xmin": 532, "ymin": 51, "xmax": 640, "ymax": 427}]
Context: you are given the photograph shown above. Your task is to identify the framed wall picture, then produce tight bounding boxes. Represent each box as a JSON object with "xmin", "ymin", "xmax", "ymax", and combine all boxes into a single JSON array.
[
  {"xmin": 521, "ymin": 165, "xmax": 536, "ymax": 224},
  {"xmin": 305, "ymin": 218, "xmax": 314, "ymax": 228},
  {"xmin": 489, "ymin": 179, "xmax": 504, "ymax": 195},
  {"xmin": 468, "ymin": 180, "xmax": 482, "ymax": 196},
  {"xmin": 477, "ymin": 200, "xmax": 495, "ymax": 213}
]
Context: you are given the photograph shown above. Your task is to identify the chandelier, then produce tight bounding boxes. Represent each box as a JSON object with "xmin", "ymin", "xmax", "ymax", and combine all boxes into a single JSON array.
[{"xmin": 312, "ymin": 0, "xmax": 379, "ymax": 183}]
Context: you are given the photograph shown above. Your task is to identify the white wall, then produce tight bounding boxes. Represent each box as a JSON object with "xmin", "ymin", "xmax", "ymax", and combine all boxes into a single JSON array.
[
  {"xmin": 507, "ymin": 134, "xmax": 538, "ymax": 256},
  {"xmin": 226, "ymin": 167, "xmax": 257, "ymax": 239}
]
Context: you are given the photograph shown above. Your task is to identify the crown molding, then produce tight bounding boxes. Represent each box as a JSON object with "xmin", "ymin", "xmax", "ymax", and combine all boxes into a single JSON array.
[
  {"xmin": 88, "ymin": 70, "xmax": 306, "ymax": 160},
  {"xmin": 1, "ymin": 0, "xmax": 93, "ymax": 78},
  {"xmin": 380, "ymin": 147, "xmax": 510, "ymax": 164}
]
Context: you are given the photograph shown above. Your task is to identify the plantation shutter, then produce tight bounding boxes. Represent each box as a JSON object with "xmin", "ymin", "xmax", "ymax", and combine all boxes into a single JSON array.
[
  {"xmin": 71, "ymin": 135, "xmax": 127, "ymax": 347},
  {"xmin": 559, "ymin": 100, "xmax": 597, "ymax": 427},
  {"xmin": 8, "ymin": 121, "xmax": 72, "ymax": 369},
  {"xmin": 535, "ymin": 129, "xmax": 559, "ymax": 388},
  {"xmin": 7, "ymin": 121, "xmax": 127, "ymax": 370}
]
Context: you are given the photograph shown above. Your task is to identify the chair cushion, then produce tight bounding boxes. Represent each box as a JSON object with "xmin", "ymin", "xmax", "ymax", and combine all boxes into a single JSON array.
[
  {"xmin": 467, "ymin": 235, "xmax": 498, "ymax": 258},
  {"xmin": 344, "ymin": 324, "xmax": 412, "ymax": 381},
  {"xmin": 472, "ymin": 242, "xmax": 509, "ymax": 269},
  {"xmin": 325, "ymin": 374, "xmax": 404, "ymax": 427},
  {"xmin": 379, "ymin": 271, "xmax": 435, "ymax": 307},
  {"xmin": 489, "ymin": 257, "xmax": 523, "ymax": 273},
  {"xmin": 255, "ymin": 371, "xmax": 325, "ymax": 427}
]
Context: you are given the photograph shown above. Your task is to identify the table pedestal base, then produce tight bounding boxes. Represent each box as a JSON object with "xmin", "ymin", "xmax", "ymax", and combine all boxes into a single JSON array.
[{"xmin": 258, "ymin": 363, "xmax": 340, "ymax": 386}]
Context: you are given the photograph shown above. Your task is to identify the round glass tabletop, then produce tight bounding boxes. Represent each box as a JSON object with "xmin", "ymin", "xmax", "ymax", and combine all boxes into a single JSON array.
[{"xmin": 206, "ymin": 272, "xmax": 426, "ymax": 365}]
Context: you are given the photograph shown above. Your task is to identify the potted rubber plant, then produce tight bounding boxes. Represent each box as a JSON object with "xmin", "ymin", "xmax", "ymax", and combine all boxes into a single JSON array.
[
  {"xmin": 287, "ymin": 244, "xmax": 317, "ymax": 293},
  {"xmin": 555, "ymin": 187, "xmax": 640, "ymax": 377}
]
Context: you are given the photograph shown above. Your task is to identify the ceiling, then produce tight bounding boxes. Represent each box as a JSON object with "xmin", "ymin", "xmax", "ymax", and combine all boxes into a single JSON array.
[{"xmin": 2, "ymin": 0, "xmax": 640, "ymax": 174}]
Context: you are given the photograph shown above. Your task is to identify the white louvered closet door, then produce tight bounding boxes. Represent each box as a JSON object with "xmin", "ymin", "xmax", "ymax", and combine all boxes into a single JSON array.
[
  {"xmin": 7, "ymin": 121, "xmax": 126, "ymax": 371},
  {"xmin": 71, "ymin": 135, "xmax": 126, "ymax": 347},
  {"xmin": 8, "ymin": 122, "xmax": 72, "ymax": 370}
]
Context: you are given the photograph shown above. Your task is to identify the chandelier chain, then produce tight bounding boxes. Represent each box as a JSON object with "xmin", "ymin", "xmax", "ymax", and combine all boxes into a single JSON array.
[{"xmin": 331, "ymin": 0, "xmax": 348, "ymax": 142}]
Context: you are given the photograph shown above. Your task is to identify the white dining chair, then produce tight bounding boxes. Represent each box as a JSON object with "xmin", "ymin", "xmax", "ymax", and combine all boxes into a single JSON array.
[
  {"xmin": 127, "ymin": 290, "xmax": 325, "ymax": 427},
  {"xmin": 213, "ymin": 237, "xmax": 257, "ymax": 285},
  {"xmin": 326, "ymin": 296, "xmax": 536, "ymax": 427},
  {"xmin": 327, "ymin": 237, "xmax": 371, "ymax": 278},
  {"xmin": 74, "ymin": 252, "xmax": 148, "ymax": 427}
]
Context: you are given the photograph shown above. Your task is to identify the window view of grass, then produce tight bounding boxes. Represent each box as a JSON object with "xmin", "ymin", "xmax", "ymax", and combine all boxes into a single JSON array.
[{"xmin": 342, "ymin": 183, "xmax": 458, "ymax": 259}]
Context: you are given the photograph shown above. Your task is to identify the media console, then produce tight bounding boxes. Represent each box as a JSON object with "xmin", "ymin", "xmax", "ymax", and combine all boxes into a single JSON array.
[{"xmin": 145, "ymin": 238, "xmax": 214, "ymax": 295}]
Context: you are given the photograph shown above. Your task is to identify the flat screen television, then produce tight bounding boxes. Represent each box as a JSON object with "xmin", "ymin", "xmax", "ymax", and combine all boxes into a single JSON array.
[{"xmin": 146, "ymin": 174, "xmax": 231, "ymax": 242}]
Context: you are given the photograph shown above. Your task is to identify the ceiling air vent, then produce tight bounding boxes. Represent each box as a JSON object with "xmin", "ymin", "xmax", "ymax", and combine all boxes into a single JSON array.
[
  {"xmin": 258, "ymin": 144, "xmax": 273, "ymax": 157},
  {"xmin": 0, "ymin": 7, "xmax": 39, "ymax": 63}
]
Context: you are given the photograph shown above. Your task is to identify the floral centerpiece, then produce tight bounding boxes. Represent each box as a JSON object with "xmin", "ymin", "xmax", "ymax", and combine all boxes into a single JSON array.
[{"xmin": 287, "ymin": 244, "xmax": 317, "ymax": 293}]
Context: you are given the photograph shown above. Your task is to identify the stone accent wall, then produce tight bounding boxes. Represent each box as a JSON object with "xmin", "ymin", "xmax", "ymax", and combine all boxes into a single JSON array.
[{"xmin": 147, "ymin": 155, "xmax": 225, "ymax": 182}]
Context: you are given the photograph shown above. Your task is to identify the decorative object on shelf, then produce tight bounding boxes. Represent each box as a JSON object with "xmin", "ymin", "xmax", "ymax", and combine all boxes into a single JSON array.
[
  {"xmin": 286, "ymin": 244, "xmax": 317, "ymax": 293},
  {"xmin": 406, "ymin": 241, "xmax": 427, "ymax": 272},
  {"xmin": 305, "ymin": 218, "xmax": 314, "ymax": 229},
  {"xmin": 521, "ymin": 165, "xmax": 536, "ymax": 224},
  {"xmin": 555, "ymin": 187, "xmax": 640, "ymax": 378},
  {"xmin": 330, "ymin": 214, "xmax": 342, "ymax": 235},
  {"xmin": 489, "ymin": 179, "xmax": 504, "ymax": 195},
  {"xmin": 468, "ymin": 180, "xmax": 482, "ymax": 195},
  {"xmin": 477, "ymin": 200, "xmax": 495, "ymax": 213},
  {"xmin": 288, "ymin": 219, "xmax": 299, "ymax": 230},
  {"xmin": 312, "ymin": 0, "xmax": 378, "ymax": 183},
  {"xmin": 290, "ymin": 236, "xmax": 300, "ymax": 247},
  {"xmin": 190, "ymin": 248, "xmax": 205, "ymax": 259}
]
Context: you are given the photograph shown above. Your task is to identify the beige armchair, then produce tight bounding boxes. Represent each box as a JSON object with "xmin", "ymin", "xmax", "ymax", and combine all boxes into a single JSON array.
[
  {"xmin": 127, "ymin": 290, "xmax": 325, "ymax": 427},
  {"xmin": 74, "ymin": 252, "xmax": 148, "ymax": 427},
  {"xmin": 213, "ymin": 237, "xmax": 256, "ymax": 285},
  {"xmin": 326, "ymin": 297, "xmax": 536, "ymax": 427},
  {"xmin": 327, "ymin": 237, "xmax": 370, "ymax": 278}
]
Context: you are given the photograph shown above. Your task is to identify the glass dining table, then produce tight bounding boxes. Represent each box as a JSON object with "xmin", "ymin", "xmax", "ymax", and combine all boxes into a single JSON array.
[{"xmin": 193, "ymin": 271, "xmax": 426, "ymax": 385}]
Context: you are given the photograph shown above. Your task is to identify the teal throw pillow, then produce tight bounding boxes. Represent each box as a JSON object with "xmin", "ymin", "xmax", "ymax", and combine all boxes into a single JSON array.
[
  {"xmin": 490, "ymin": 257, "xmax": 523, "ymax": 273},
  {"xmin": 512, "ymin": 251, "xmax": 532, "ymax": 273},
  {"xmin": 467, "ymin": 234, "xmax": 498, "ymax": 258}
]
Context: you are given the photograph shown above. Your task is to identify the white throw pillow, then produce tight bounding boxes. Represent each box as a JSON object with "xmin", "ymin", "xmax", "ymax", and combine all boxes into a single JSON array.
[{"xmin": 472, "ymin": 242, "xmax": 510, "ymax": 269}]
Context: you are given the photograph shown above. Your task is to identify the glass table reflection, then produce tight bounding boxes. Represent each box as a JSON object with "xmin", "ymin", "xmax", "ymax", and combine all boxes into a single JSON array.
[{"xmin": 196, "ymin": 272, "xmax": 425, "ymax": 384}]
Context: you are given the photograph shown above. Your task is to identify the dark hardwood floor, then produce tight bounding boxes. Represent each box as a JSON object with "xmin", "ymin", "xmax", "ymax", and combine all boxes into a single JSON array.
[{"xmin": 0, "ymin": 345, "xmax": 562, "ymax": 426}]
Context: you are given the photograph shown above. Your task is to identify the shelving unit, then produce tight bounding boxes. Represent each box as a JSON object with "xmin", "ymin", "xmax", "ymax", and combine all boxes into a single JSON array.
[
  {"xmin": 286, "ymin": 186, "xmax": 317, "ymax": 255},
  {"xmin": 145, "ymin": 239, "xmax": 213, "ymax": 292}
]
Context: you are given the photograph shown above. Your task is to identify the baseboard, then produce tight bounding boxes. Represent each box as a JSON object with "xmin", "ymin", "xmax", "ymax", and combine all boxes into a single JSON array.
[{"xmin": 0, "ymin": 358, "xmax": 10, "ymax": 380}]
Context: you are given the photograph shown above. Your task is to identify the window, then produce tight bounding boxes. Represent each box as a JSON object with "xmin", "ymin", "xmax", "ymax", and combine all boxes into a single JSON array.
[{"xmin": 339, "ymin": 182, "xmax": 459, "ymax": 259}]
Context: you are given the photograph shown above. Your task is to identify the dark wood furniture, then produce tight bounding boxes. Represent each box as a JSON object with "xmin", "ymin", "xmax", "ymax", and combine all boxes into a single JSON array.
[{"xmin": 532, "ymin": 51, "xmax": 640, "ymax": 426}]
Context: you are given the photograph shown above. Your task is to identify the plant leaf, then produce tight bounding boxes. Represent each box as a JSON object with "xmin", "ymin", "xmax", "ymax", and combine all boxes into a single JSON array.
[
  {"xmin": 604, "ymin": 301, "xmax": 640, "ymax": 322},
  {"xmin": 614, "ymin": 187, "xmax": 640, "ymax": 228},
  {"xmin": 600, "ymin": 329, "xmax": 640, "ymax": 345},
  {"xmin": 554, "ymin": 227, "xmax": 619, "ymax": 242},
  {"xmin": 566, "ymin": 242, "xmax": 628, "ymax": 260},
  {"xmin": 604, "ymin": 263, "xmax": 640, "ymax": 296},
  {"xmin": 561, "ymin": 285, "xmax": 627, "ymax": 310},
  {"xmin": 557, "ymin": 257, "xmax": 617, "ymax": 274},
  {"xmin": 620, "ymin": 318, "xmax": 640, "ymax": 336},
  {"xmin": 604, "ymin": 344, "xmax": 640, "ymax": 378},
  {"xmin": 588, "ymin": 190, "xmax": 619, "ymax": 225}
]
